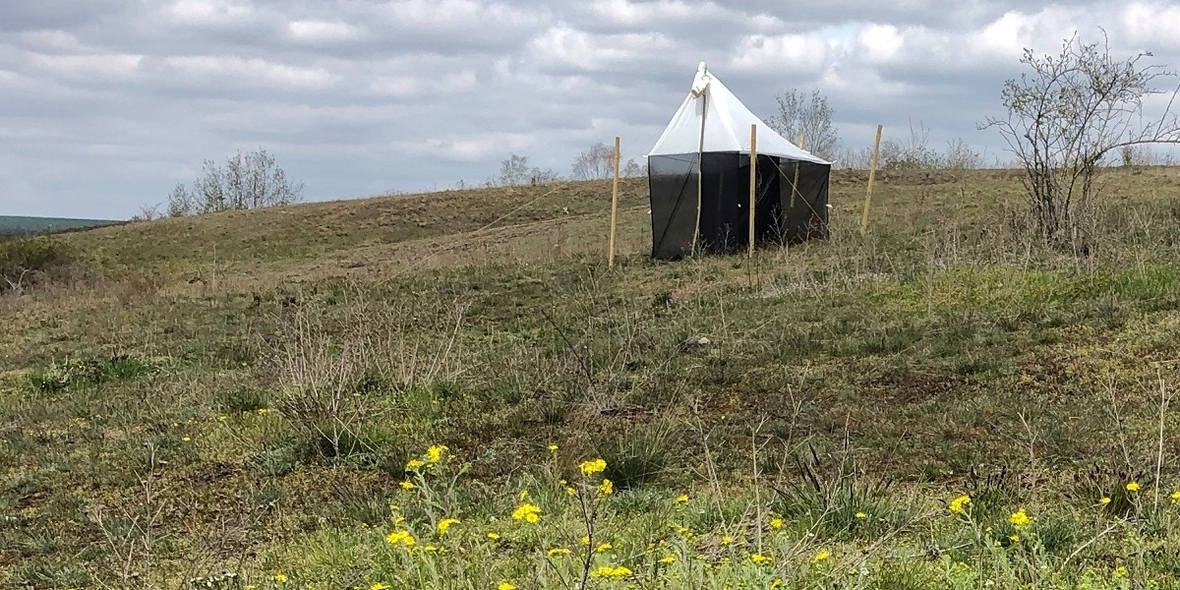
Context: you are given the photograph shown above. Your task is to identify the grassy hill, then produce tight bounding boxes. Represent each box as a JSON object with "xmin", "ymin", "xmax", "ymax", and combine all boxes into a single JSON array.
[
  {"xmin": 3, "ymin": 169, "xmax": 1180, "ymax": 588},
  {"xmin": 0, "ymin": 215, "xmax": 120, "ymax": 237}
]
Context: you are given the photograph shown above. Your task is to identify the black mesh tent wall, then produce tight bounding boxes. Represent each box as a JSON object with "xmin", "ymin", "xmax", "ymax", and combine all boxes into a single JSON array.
[{"xmin": 648, "ymin": 152, "xmax": 830, "ymax": 259}]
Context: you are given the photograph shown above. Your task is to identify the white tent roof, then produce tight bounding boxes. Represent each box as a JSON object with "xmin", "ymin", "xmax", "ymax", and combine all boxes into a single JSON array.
[{"xmin": 648, "ymin": 63, "xmax": 830, "ymax": 165}]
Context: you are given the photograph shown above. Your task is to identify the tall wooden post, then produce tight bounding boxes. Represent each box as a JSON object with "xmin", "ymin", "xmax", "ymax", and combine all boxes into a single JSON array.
[
  {"xmin": 608, "ymin": 136, "xmax": 621, "ymax": 268},
  {"xmin": 861, "ymin": 125, "xmax": 884, "ymax": 237}
]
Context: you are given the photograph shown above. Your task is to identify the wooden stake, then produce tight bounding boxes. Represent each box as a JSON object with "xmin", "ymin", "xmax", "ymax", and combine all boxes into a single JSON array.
[
  {"xmin": 790, "ymin": 133, "xmax": 805, "ymax": 209},
  {"xmin": 861, "ymin": 124, "xmax": 883, "ymax": 237},
  {"xmin": 748, "ymin": 124, "xmax": 757, "ymax": 258},
  {"xmin": 608, "ymin": 136, "xmax": 621, "ymax": 268}
]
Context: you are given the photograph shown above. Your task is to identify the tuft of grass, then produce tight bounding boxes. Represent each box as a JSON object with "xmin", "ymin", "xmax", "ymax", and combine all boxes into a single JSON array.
[
  {"xmin": 595, "ymin": 422, "xmax": 675, "ymax": 491},
  {"xmin": 218, "ymin": 388, "xmax": 270, "ymax": 413}
]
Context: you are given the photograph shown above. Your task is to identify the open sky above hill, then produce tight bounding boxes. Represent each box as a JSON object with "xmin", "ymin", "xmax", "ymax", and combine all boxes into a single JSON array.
[{"xmin": 3, "ymin": 0, "xmax": 1180, "ymax": 218}]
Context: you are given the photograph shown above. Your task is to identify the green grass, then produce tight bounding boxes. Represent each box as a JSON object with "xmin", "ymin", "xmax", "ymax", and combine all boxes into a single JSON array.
[{"xmin": 2, "ymin": 168, "xmax": 1180, "ymax": 588}]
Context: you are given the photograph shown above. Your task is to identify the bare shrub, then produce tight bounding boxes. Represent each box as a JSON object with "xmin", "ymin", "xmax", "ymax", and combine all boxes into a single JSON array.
[
  {"xmin": 570, "ymin": 142, "xmax": 615, "ymax": 180},
  {"xmin": 765, "ymin": 89, "xmax": 839, "ymax": 161},
  {"xmin": 168, "ymin": 148, "xmax": 303, "ymax": 216},
  {"xmin": 983, "ymin": 32, "xmax": 1180, "ymax": 239}
]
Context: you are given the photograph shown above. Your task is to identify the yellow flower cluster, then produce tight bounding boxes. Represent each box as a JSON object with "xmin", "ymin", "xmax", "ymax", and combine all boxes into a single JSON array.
[
  {"xmin": 512, "ymin": 502, "xmax": 542, "ymax": 524},
  {"xmin": 599, "ymin": 479, "xmax": 614, "ymax": 495},
  {"xmin": 948, "ymin": 494, "xmax": 971, "ymax": 515},
  {"xmin": 547, "ymin": 547, "xmax": 572, "ymax": 557},
  {"xmin": 589, "ymin": 565, "xmax": 633, "ymax": 580},
  {"xmin": 385, "ymin": 530, "xmax": 416, "ymax": 548},
  {"xmin": 580, "ymin": 458, "xmax": 607, "ymax": 476},
  {"xmin": 437, "ymin": 518, "xmax": 460, "ymax": 535},
  {"xmin": 406, "ymin": 445, "xmax": 450, "ymax": 472},
  {"xmin": 1009, "ymin": 508, "xmax": 1032, "ymax": 529}
]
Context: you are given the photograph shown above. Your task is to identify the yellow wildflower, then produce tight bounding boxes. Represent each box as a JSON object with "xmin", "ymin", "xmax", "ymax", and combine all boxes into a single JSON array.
[
  {"xmin": 580, "ymin": 458, "xmax": 607, "ymax": 476},
  {"xmin": 438, "ymin": 518, "xmax": 460, "ymax": 535},
  {"xmin": 511, "ymin": 502, "xmax": 541, "ymax": 524},
  {"xmin": 675, "ymin": 494, "xmax": 689, "ymax": 504},
  {"xmin": 720, "ymin": 535, "xmax": 733, "ymax": 546},
  {"xmin": 599, "ymin": 479, "xmax": 614, "ymax": 495},
  {"xmin": 487, "ymin": 532, "xmax": 501, "ymax": 540},
  {"xmin": 426, "ymin": 444, "xmax": 448, "ymax": 463},
  {"xmin": 589, "ymin": 566, "xmax": 633, "ymax": 580},
  {"xmin": 547, "ymin": 547, "xmax": 572, "ymax": 557},
  {"xmin": 274, "ymin": 573, "xmax": 288, "ymax": 584},
  {"xmin": 659, "ymin": 555, "xmax": 676, "ymax": 564},
  {"xmin": 497, "ymin": 583, "xmax": 517, "ymax": 590},
  {"xmin": 565, "ymin": 486, "xmax": 576, "ymax": 496},
  {"xmin": 948, "ymin": 494, "xmax": 971, "ymax": 514},
  {"xmin": 855, "ymin": 512, "xmax": 867, "ymax": 520},
  {"xmin": 580, "ymin": 535, "xmax": 590, "ymax": 546},
  {"xmin": 548, "ymin": 444, "xmax": 559, "ymax": 452},
  {"xmin": 750, "ymin": 553, "xmax": 772, "ymax": 565},
  {"xmin": 1114, "ymin": 566, "xmax": 1128, "ymax": 578},
  {"xmin": 1101, "ymin": 497, "xmax": 1112, "ymax": 505},
  {"xmin": 812, "ymin": 550, "xmax": 831, "ymax": 564},
  {"xmin": 1009, "ymin": 508, "xmax": 1032, "ymax": 529},
  {"xmin": 385, "ymin": 530, "xmax": 416, "ymax": 548},
  {"xmin": 370, "ymin": 584, "xmax": 389, "ymax": 590},
  {"xmin": 769, "ymin": 517, "xmax": 783, "ymax": 530},
  {"xmin": 596, "ymin": 542, "xmax": 613, "ymax": 553},
  {"xmin": 256, "ymin": 408, "xmax": 270, "ymax": 415},
  {"xmin": 1171, "ymin": 490, "xmax": 1180, "ymax": 504},
  {"xmin": 676, "ymin": 526, "xmax": 692, "ymax": 537},
  {"xmin": 1010, "ymin": 534, "xmax": 1020, "ymax": 542},
  {"xmin": 406, "ymin": 459, "xmax": 425, "ymax": 470},
  {"xmin": 400, "ymin": 480, "xmax": 415, "ymax": 490},
  {"xmin": 1127, "ymin": 481, "xmax": 1141, "ymax": 492}
]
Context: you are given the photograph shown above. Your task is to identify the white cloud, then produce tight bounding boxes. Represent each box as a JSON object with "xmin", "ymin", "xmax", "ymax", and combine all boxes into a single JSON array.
[
  {"xmin": 287, "ymin": 20, "xmax": 364, "ymax": 43},
  {"xmin": 168, "ymin": 0, "xmax": 256, "ymax": 27},
  {"xmin": 160, "ymin": 55, "xmax": 337, "ymax": 89}
]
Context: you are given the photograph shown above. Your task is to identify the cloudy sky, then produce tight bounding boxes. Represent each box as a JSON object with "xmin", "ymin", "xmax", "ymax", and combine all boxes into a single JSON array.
[{"xmin": 3, "ymin": 0, "xmax": 1180, "ymax": 219}]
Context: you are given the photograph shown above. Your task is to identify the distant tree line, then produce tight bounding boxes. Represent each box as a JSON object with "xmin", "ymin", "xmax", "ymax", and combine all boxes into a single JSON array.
[{"xmin": 165, "ymin": 148, "xmax": 304, "ymax": 217}]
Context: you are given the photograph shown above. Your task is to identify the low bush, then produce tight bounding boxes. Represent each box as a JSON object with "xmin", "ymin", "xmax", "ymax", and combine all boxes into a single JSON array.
[{"xmin": 0, "ymin": 236, "xmax": 73, "ymax": 293}]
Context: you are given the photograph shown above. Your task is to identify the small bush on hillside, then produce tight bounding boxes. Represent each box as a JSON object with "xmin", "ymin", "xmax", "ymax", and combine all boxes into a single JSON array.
[
  {"xmin": 25, "ymin": 355, "xmax": 157, "ymax": 394},
  {"xmin": 0, "ymin": 236, "xmax": 73, "ymax": 294}
]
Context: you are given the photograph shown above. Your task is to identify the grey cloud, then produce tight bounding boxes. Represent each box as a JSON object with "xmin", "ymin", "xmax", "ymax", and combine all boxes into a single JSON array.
[{"xmin": 2, "ymin": 0, "xmax": 1179, "ymax": 218}]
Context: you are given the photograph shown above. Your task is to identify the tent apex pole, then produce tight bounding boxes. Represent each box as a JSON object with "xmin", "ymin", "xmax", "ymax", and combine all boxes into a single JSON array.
[{"xmin": 692, "ymin": 91, "xmax": 706, "ymax": 256}]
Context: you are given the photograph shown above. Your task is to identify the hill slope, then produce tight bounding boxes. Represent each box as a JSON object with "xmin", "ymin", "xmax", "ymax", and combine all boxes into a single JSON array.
[{"xmin": 3, "ymin": 169, "xmax": 1180, "ymax": 588}]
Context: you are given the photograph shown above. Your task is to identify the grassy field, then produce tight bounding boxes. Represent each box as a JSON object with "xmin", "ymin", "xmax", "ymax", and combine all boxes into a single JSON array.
[
  {"xmin": 3, "ymin": 168, "xmax": 1180, "ymax": 589},
  {"xmin": 0, "ymin": 216, "xmax": 121, "ymax": 237}
]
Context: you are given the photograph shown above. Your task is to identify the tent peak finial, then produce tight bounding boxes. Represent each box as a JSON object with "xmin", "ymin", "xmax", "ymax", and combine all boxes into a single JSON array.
[{"xmin": 691, "ymin": 62, "xmax": 710, "ymax": 96}]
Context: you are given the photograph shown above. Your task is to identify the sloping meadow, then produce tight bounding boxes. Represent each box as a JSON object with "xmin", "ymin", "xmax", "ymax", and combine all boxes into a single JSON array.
[{"xmin": 3, "ymin": 168, "xmax": 1180, "ymax": 587}]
